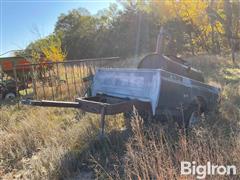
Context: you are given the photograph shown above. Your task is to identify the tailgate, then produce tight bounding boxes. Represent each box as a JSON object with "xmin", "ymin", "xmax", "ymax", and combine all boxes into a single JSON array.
[{"xmin": 92, "ymin": 68, "xmax": 161, "ymax": 115}]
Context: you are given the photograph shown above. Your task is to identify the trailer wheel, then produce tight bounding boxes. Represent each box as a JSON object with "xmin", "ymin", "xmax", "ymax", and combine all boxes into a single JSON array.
[
  {"xmin": 4, "ymin": 92, "xmax": 16, "ymax": 100},
  {"xmin": 184, "ymin": 97, "xmax": 206, "ymax": 128},
  {"xmin": 188, "ymin": 111, "xmax": 201, "ymax": 128}
]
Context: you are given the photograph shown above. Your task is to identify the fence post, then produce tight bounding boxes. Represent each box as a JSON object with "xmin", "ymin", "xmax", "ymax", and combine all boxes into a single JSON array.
[
  {"xmin": 31, "ymin": 65, "xmax": 37, "ymax": 99},
  {"xmin": 71, "ymin": 66, "xmax": 77, "ymax": 96},
  {"xmin": 56, "ymin": 63, "xmax": 62, "ymax": 99},
  {"xmin": 13, "ymin": 63, "xmax": 19, "ymax": 97},
  {"xmin": 22, "ymin": 66, "xmax": 28, "ymax": 96},
  {"xmin": 64, "ymin": 65, "xmax": 70, "ymax": 100},
  {"xmin": 48, "ymin": 68, "xmax": 55, "ymax": 100}
]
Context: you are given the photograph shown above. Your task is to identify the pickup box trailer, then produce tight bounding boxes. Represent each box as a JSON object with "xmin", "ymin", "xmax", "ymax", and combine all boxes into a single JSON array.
[{"xmin": 22, "ymin": 68, "xmax": 220, "ymax": 134}]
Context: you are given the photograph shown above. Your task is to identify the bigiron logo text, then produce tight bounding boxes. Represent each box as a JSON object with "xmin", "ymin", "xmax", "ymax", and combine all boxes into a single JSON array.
[{"xmin": 181, "ymin": 161, "xmax": 237, "ymax": 179}]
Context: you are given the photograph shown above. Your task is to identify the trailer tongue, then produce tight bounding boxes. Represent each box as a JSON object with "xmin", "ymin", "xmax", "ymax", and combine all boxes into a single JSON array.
[{"xmin": 21, "ymin": 95, "xmax": 151, "ymax": 115}]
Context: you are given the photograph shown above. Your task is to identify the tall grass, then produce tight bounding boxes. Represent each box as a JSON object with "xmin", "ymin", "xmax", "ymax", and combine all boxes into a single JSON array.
[
  {"xmin": 0, "ymin": 104, "xmax": 124, "ymax": 179},
  {"xmin": 0, "ymin": 54, "xmax": 239, "ymax": 179},
  {"xmin": 122, "ymin": 109, "xmax": 240, "ymax": 179}
]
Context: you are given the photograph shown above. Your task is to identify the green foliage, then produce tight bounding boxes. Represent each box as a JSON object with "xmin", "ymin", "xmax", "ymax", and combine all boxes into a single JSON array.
[
  {"xmin": 54, "ymin": 8, "xmax": 96, "ymax": 59},
  {"xmin": 24, "ymin": 34, "xmax": 66, "ymax": 63},
  {"xmin": 53, "ymin": 5, "xmax": 159, "ymax": 59}
]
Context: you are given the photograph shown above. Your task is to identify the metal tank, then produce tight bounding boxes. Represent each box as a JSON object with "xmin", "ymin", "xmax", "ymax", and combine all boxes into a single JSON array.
[
  {"xmin": 138, "ymin": 54, "xmax": 204, "ymax": 82},
  {"xmin": 137, "ymin": 27, "xmax": 205, "ymax": 82}
]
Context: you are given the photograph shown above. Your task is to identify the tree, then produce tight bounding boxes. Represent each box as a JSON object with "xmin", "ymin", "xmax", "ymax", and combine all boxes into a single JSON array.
[
  {"xmin": 55, "ymin": 8, "xmax": 97, "ymax": 59},
  {"xmin": 24, "ymin": 34, "xmax": 66, "ymax": 63},
  {"xmin": 206, "ymin": 0, "xmax": 240, "ymax": 62}
]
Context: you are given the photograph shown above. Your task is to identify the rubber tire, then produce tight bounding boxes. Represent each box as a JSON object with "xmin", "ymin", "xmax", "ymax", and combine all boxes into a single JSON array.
[
  {"xmin": 188, "ymin": 111, "xmax": 201, "ymax": 128},
  {"xmin": 184, "ymin": 97, "xmax": 205, "ymax": 128},
  {"xmin": 4, "ymin": 92, "xmax": 16, "ymax": 100}
]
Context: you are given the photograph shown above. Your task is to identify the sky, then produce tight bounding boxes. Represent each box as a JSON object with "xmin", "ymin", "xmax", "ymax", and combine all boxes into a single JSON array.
[{"xmin": 0, "ymin": 0, "xmax": 116, "ymax": 57}]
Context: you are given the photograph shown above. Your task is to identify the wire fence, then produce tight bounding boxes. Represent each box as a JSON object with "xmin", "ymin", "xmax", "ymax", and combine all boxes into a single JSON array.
[{"xmin": 8, "ymin": 57, "xmax": 120, "ymax": 101}]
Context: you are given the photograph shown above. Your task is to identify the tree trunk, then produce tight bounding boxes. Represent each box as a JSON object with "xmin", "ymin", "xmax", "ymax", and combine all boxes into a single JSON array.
[
  {"xmin": 210, "ymin": 0, "xmax": 217, "ymax": 54},
  {"xmin": 224, "ymin": 0, "xmax": 235, "ymax": 63},
  {"xmin": 188, "ymin": 31, "xmax": 195, "ymax": 55}
]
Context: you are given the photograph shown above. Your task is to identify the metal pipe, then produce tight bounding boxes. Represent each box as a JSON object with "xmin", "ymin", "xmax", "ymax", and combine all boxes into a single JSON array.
[
  {"xmin": 14, "ymin": 57, "xmax": 120, "ymax": 67},
  {"xmin": 156, "ymin": 27, "xmax": 165, "ymax": 54},
  {"xmin": 21, "ymin": 99, "xmax": 81, "ymax": 108}
]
